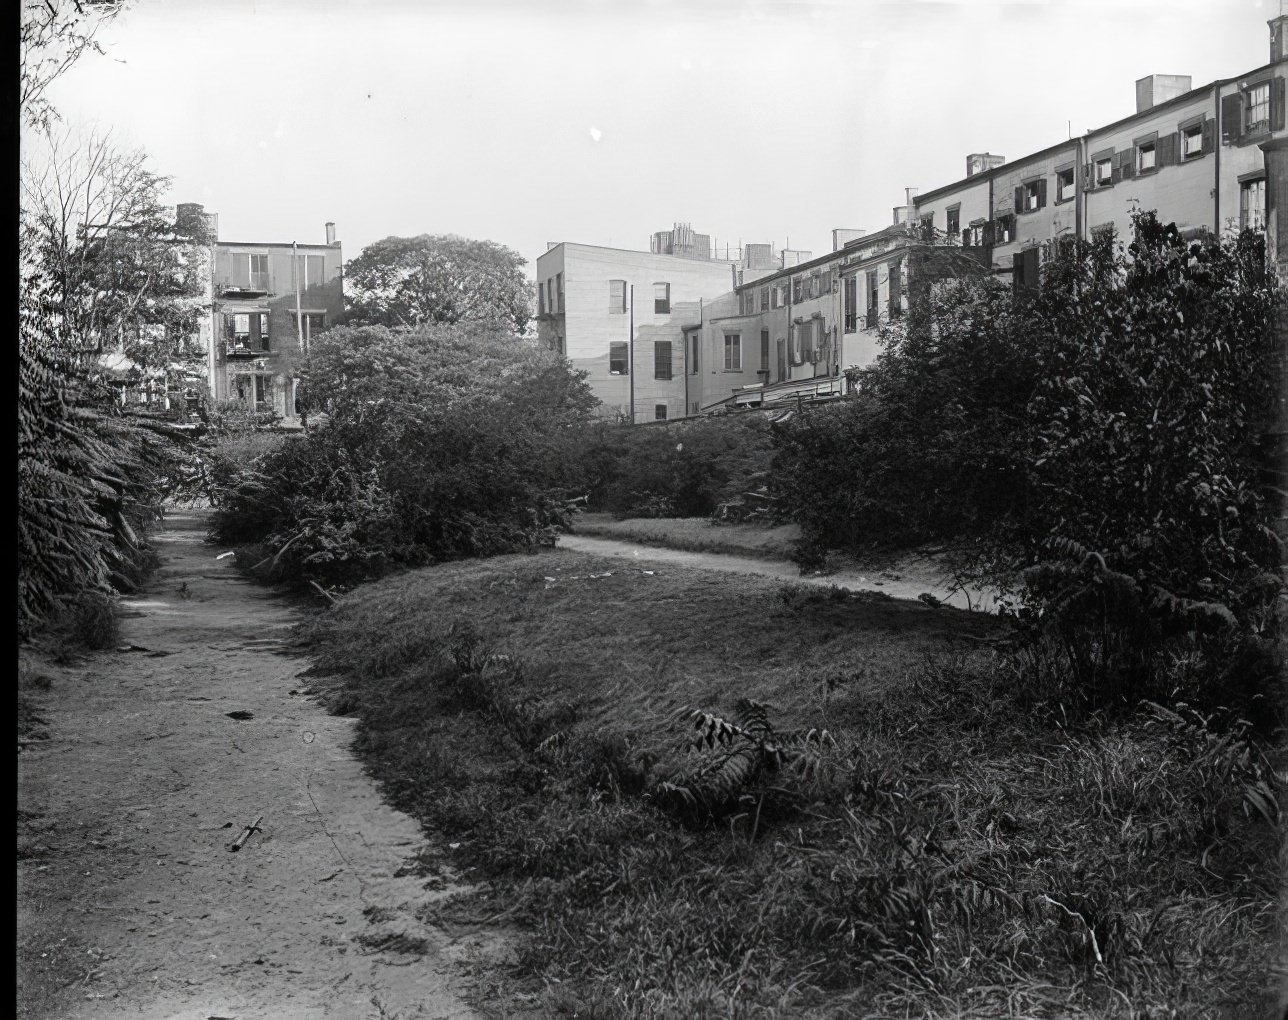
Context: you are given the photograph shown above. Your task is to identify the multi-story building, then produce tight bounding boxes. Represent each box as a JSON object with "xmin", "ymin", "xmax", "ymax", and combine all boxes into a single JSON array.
[
  {"xmin": 914, "ymin": 19, "xmax": 1287, "ymax": 284},
  {"xmin": 203, "ymin": 216, "xmax": 344, "ymax": 420},
  {"xmin": 535, "ymin": 242, "xmax": 736, "ymax": 422}
]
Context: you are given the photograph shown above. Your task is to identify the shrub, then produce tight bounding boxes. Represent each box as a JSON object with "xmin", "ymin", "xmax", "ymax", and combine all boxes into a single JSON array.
[
  {"xmin": 770, "ymin": 215, "xmax": 1284, "ymax": 719},
  {"xmin": 578, "ymin": 414, "xmax": 774, "ymax": 519},
  {"xmin": 208, "ymin": 323, "xmax": 596, "ymax": 587}
]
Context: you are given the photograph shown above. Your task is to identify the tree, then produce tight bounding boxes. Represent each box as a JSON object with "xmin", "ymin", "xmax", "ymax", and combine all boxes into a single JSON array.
[
  {"xmin": 341, "ymin": 234, "xmax": 534, "ymax": 335},
  {"xmin": 21, "ymin": 127, "xmax": 212, "ymax": 374},
  {"xmin": 21, "ymin": 0, "xmax": 125, "ymax": 131}
]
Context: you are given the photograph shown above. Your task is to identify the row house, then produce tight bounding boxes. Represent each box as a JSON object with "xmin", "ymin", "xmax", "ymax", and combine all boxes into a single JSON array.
[
  {"xmin": 205, "ymin": 218, "xmax": 344, "ymax": 420},
  {"xmin": 914, "ymin": 20, "xmax": 1287, "ymax": 284}
]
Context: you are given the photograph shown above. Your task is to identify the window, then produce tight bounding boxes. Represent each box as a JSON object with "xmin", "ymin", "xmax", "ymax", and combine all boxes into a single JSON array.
[
  {"xmin": 233, "ymin": 372, "xmax": 273, "ymax": 410},
  {"xmin": 760, "ymin": 329, "xmax": 770, "ymax": 371},
  {"xmin": 792, "ymin": 277, "xmax": 803, "ymax": 303},
  {"xmin": 302, "ymin": 253, "xmax": 326, "ymax": 289},
  {"xmin": 547, "ymin": 279, "xmax": 555, "ymax": 315},
  {"xmin": 1019, "ymin": 178, "xmax": 1045, "ymax": 212},
  {"xmin": 968, "ymin": 222, "xmax": 986, "ymax": 247},
  {"xmin": 1056, "ymin": 167, "xmax": 1076, "ymax": 203},
  {"xmin": 771, "ymin": 286, "xmax": 779, "ymax": 309},
  {"xmin": 1095, "ymin": 156, "xmax": 1114, "ymax": 187},
  {"xmin": 865, "ymin": 270, "xmax": 879, "ymax": 328},
  {"xmin": 690, "ymin": 334, "xmax": 699, "ymax": 374},
  {"xmin": 843, "ymin": 275, "xmax": 858, "ymax": 333},
  {"xmin": 888, "ymin": 260, "xmax": 902, "ymax": 319},
  {"xmin": 760, "ymin": 287, "xmax": 769, "ymax": 312},
  {"xmin": 655, "ymin": 404, "xmax": 668, "ymax": 421},
  {"xmin": 556, "ymin": 273, "xmax": 564, "ymax": 313},
  {"xmin": 1241, "ymin": 177, "xmax": 1267, "ymax": 230},
  {"xmin": 946, "ymin": 206, "xmax": 960, "ymax": 237},
  {"xmin": 609, "ymin": 280, "xmax": 626, "ymax": 314},
  {"xmin": 654, "ymin": 341, "xmax": 673, "ymax": 380},
  {"xmin": 796, "ymin": 321, "xmax": 814, "ymax": 363},
  {"xmin": 1136, "ymin": 140, "xmax": 1156, "ymax": 174},
  {"xmin": 724, "ymin": 333, "xmax": 741, "ymax": 371},
  {"xmin": 810, "ymin": 273, "xmax": 821, "ymax": 299},
  {"xmin": 1182, "ymin": 122, "xmax": 1204, "ymax": 159},
  {"xmin": 1247, "ymin": 82, "xmax": 1271, "ymax": 132},
  {"xmin": 233, "ymin": 313, "xmax": 251, "ymax": 346},
  {"xmin": 539, "ymin": 286, "xmax": 546, "ymax": 315},
  {"xmin": 232, "ymin": 253, "xmax": 270, "ymax": 291},
  {"xmin": 995, "ymin": 214, "xmax": 1015, "ymax": 245},
  {"xmin": 920, "ymin": 212, "xmax": 934, "ymax": 240},
  {"xmin": 653, "ymin": 282, "xmax": 670, "ymax": 314},
  {"xmin": 609, "ymin": 342, "xmax": 628, "ymax": 375},
  {"xmin": 258, "ymin": 312, "xmax": 271, "ymax": 351}
]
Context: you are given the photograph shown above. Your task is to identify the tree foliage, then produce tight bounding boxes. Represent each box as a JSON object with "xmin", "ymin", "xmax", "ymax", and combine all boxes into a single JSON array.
[
  {"xmin": 341, "ymin": 234, "xmax": 534, "ymax": 335},
  {"xmin": 209, "ymin": 324, "xmax": 597, "ymax": 586},
  {"xmin": 770, "ymin": 214, "xmax": 1283, "ymax": 716}
]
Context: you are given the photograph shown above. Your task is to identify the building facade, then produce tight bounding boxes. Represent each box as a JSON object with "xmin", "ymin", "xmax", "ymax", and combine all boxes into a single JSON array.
[
  {"xmin": 535, "ymin": 242, "xmax": 736, "ymax": 422},
  {"xmin": 205, "ymin": 220, "xmax": 344, "ymax": 420}
]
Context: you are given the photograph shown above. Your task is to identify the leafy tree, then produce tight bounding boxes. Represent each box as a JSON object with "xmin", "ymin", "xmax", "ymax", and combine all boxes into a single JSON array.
[{"xmin": 340, "ymin": 234, "xmax": 534, "ymax": 335}]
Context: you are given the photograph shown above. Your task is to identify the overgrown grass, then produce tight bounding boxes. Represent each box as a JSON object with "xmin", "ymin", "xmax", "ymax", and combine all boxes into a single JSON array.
[
  {"xmin": 572, "ymin": 513, "xmax": 802, "ymax": 562},
  {"xmin": 301, "ymin": 551, "xmax": 1282, "ymax": 1019}
]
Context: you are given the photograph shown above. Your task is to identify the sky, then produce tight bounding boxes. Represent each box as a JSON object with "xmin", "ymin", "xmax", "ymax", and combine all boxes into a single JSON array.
[{"xmin": 36, "ymin": 0, "xmax": 1283, "ymax": 275}]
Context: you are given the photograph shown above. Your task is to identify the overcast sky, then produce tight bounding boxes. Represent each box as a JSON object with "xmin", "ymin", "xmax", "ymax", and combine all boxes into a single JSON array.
[{"xmin": 37, "ymin": 0, "xmax": 1281, "ymax": 273}]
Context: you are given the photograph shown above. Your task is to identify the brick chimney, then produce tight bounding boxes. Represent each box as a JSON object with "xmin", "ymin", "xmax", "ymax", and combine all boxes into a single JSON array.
[
  {"xmin": 325, "ymin": 222, "xmax": 337, "ymax": 245},
  {"xmin": 1135, "ymin": 74, "xmax": 1192, "ymax": 113}
]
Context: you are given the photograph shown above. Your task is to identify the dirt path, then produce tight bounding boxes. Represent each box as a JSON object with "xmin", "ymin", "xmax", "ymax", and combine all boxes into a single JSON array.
[
  {"xmin": 557, "ymin": 534, "xmax": 999, "ymax": 612},
  {"xmin": 17, "ymin": 509, "xmax": 482, "ymax": 1020}
]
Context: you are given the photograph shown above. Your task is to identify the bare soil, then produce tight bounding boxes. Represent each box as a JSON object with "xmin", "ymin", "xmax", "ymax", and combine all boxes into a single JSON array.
[{"xmin": 17, "ymin": 509, "xmax": 490, "ymax": 1020}]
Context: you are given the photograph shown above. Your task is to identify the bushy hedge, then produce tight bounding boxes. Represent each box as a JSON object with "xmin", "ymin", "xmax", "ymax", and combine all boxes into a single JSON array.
[
  {"xmin": 577, "ymin": 414, "xmax": 775, "ymax": 518},
  {"xmin": 208, "ymin": 323, "xmax": 596, "ymax": 587},
  {"xmin": 771, "ymin": 215, "xmax": 1283, "ymax": 718}
]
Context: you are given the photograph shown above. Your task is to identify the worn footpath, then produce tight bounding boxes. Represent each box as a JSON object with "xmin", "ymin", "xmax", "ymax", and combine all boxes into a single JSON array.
[{"xmin": 17, "ymin": 508, "xmax": 484, "ymax": 1020}]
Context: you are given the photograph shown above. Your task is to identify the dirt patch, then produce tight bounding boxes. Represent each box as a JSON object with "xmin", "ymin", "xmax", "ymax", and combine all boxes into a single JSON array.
[{"xmin": 17, "ymin": 509, "xmax": 489, "ymax": 1020}]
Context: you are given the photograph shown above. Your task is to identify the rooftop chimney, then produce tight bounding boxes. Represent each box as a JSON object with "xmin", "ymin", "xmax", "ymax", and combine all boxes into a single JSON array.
[
  {"xmin": 1271, "ymin": 14, "xmax": 1287, "ymax": 62},
  {"xmin": 325, "ymin": 221, "xmax": 337, "ymax": 245},
  {"xmin": 966, "ymin": 152, "xmax": 1006, "ymax": 178},
  {"xmin": 1135, "ymin": 74, "xmax": 1192, "ymax": 113},
  {"xmin": 832, "ymin": 228, "xmax": 867, "ymax": 251}
]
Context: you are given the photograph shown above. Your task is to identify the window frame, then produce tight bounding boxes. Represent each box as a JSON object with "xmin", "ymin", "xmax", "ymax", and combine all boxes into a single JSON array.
[
  {"xmin": 1246, "ymin": 81, "xmax": 1271, "ymax": 133},
  {"xmin": 1092, "ymin": 148, "xmax": 1115, "ymax": 188},
  {"xmin": 945, "ymin": 204, "xmax": 961, "ymax": 237},
  {"xmin": 654, "ymin": 404, "xmax": 668, "ymax": 421},
  {"xmin": 1134, "ymin": 132, "xmax": 1158, "ymax": 175},
  {"xmin": 609, "ymin": 279, "xmax": 627, "ymax": 315},
  {"xmin": 608, "ymin": 341, "xmax": 629, "ymax": 376},
  {"xmin": 1054, "ymin": 164, "xmax": 1076, "ymax": 204},
  {"xmin": 653, "ymin": 340, "xmax": 673, "ymax": 381},
  {"xmin": 723, "ymin": 332, "xmax": 742, "ymax": 372},
  {"xmin": 653, "ymin": 282, "xmax": 670, "ymax": 315},
  {"xmin": 1240, "ymin": 174, "xmax": 1267, "ymax": 231}
]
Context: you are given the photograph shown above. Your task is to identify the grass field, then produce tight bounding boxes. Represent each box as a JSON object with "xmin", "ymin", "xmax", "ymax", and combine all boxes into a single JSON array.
[
  {"xmin": 300, "ymin": 548, "xmax": 1283, "ymax": 1019},
  {"xmin": 571, "ymin": 512, "xmax": 803, "ymax": 561}
]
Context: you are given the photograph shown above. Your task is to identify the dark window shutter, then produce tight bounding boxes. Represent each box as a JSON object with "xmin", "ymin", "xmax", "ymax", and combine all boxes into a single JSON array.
[
  {"xmin": 223, "ymin": 314, "xmax": 235, "ymax": 340},
  {"xmin": 250, "ymin": 314, "xmax": 261, "ymax": 346},
  {"xmin": 1222, "ymin": 93, "xmax": 1244, "ymax": 143},
  {"xmin": 1202, "ymin": 118, "xmax": 1216, "ymax": 154},
  {"xmin": 1123, "ymin": 149, "xmax": 1137, "ymax": 179},
  {"xmin": 1081, "ymin": 163, "xmax": 1094, "ymax": 191},
  {"xmin": 1014, "ymin": 185, "xmax": 1025, "ymax": 212},
  {"xmin": 1111, "ymin": 150, "xmax": 1124, "ymax": 184},
  {"xmin": 1159, "ymin": 132, "xmax": 1179, "ymax": 168},
  {"xmin": 1273, "ymin": 77, "xmax": 1286, "ymax": 131},
  {"xmin": 1036, "ymin": 178, "xmax": 1047, "ymax": 208},
  {"xmin": 983, "ymin": 220, "xmax": 995, "ymax": 246}
]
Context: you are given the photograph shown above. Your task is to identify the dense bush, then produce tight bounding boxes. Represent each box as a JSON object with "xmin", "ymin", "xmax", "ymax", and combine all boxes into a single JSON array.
[
  {"xmin": 771, "ymin": 215, "xmax": 1283, "ymax": 718},
  {"xmin": 208, "ymin": 323, "xmax": 597, "ymax": 587},
  {"xmin": 577, "ymin": 414, "xmax": 774, "ymax": 518}
]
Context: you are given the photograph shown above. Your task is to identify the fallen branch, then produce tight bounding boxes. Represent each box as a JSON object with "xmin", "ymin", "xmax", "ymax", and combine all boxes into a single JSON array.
[
  {"xmin": 229, "ymin": 814, "xmax": 263, "ymax": 853},
  {"xmin": 309, "ymin": 580, "xmax": 337, "ymax": 605}
]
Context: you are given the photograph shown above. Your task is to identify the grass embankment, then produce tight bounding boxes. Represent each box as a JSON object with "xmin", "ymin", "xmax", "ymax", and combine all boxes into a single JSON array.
[
  {"xmin": 572, "ymin": 512, "xmax": 801, "ymax": 561},
  {"xmin": 301, "ymin": 550, "xmax": 1281, "ymax": 1019}
]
